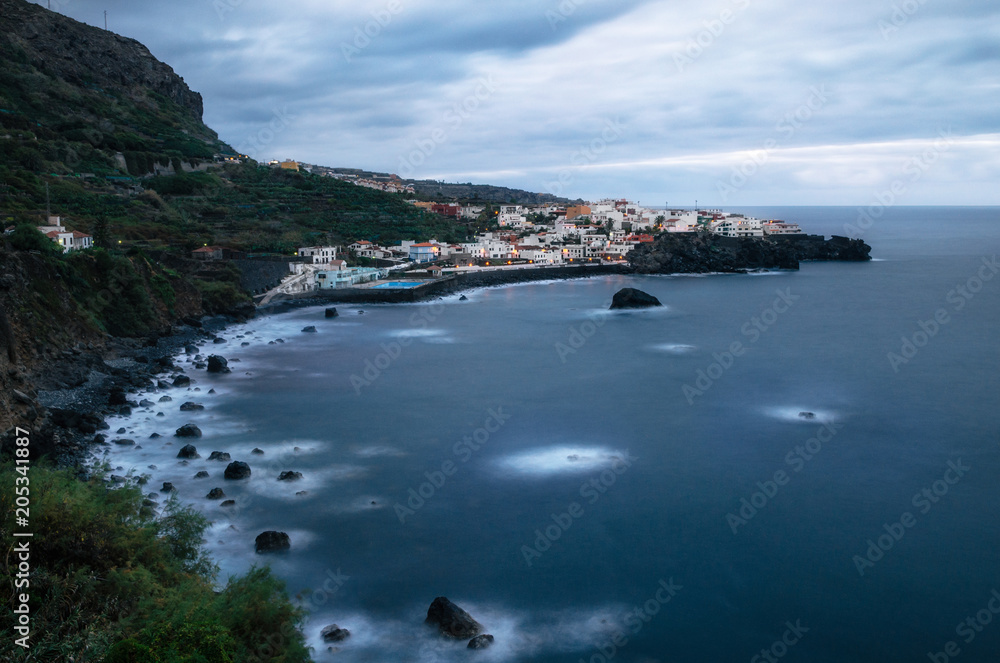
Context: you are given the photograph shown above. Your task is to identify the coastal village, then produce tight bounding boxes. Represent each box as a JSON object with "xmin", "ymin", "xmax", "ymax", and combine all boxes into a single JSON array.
[{"xmin": 8, "ymin": 157, "xmax": 805, "ymax": 300}]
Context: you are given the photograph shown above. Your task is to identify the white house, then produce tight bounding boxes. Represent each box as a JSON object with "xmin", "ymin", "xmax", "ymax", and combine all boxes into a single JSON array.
[
  {"xmin": 762, "ymin": 220, "xmax": 804, "ymax": 235},
  {"xmin": 37, "ymin": 217, "xmax": 92, "ymax": 253},
  {"xmin": 498, "ymin": 205, "xmax": 526, "ymax": 228},
  {"xmin": 713, "ymin": 216, "xmax": 764, "ymax": 237},
  {"xmin": 298, "ymin": 246, "xmax": 340, "ymax": 264}
]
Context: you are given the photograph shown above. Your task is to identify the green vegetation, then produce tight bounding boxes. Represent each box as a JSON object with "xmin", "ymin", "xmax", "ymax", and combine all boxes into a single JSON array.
[{"xmin": 0, "ymin": 460, "xmax": 310, "ymax": 662}]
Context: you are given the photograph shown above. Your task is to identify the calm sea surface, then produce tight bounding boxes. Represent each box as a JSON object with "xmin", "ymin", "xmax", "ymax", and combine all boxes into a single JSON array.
[{"xmin": 103, "ymin": 207, "xmax": 1000, "ymax": 662}]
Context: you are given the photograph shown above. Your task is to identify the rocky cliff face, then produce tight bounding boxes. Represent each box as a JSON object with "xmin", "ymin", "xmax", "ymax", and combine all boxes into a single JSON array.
[{"xmin": 0, "ymin": 0, "xmax": 204, "ymax": 121}]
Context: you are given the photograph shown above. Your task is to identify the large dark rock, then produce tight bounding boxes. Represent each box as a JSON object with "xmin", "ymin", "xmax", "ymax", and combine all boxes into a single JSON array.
[
  {"xmin": 208, "ymin": 451, "xmax": 231, "ymax": 461},
  {"xmin": 321, "ymin": 624, "xmax": 351, "ymax": 642},
  {"xmin": 179, "ymin": 401, "xmax": 204, "ymax": 411},
  {"xmin": 177, "ymin": 444, "xmax": 200, "ymax": 458},
  {"xmin": 302, "ymin": 326, "xmax": 317, "ymax": 333},
  {"xmin": 207, "ymin": 355, "xmax": 231, "ymax": 373},
  {"xmin": 325, "ymin": 307, "xmax": 339, "ymax": 318},
  {"xmin": 277, "ymin": 471, "xmax": 303, "ymax": 481},
  {"xmin": 108, "ymin": 388, "xmax": 128, "ymax": 405},
  {"xmin": 425, "ymin": 597, "xmax": 484, "ymax": 639},
  {"xmin": 224, "ymin": 461, "xmax": 251, "ymax": 480},
  {"xmin": 468, "ymin": 634, "xmax": 495, "ymax": 649},
  {"xmin": 172, "ymin": 374, "xmax": 191, "ymax": 387},
  {"xmin": 255, "ymin": 531, "xmax": 290, "ymax": 553},
  {"xmin": 175, "ymin": 424, "xmax": 202, "ymax": 438},
  {"xmin": 206, "ymin": 487, "xmax": 226, "ymax": 500},
  {"xmin": 609, "ymin": 288, "xmax": 662, "ymax": 309}
]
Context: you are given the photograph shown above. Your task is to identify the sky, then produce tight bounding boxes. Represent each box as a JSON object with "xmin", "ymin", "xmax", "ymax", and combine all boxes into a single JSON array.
[{"xmin": 34, "ymin": 0, "xmax": 1000, "ymax": 205}]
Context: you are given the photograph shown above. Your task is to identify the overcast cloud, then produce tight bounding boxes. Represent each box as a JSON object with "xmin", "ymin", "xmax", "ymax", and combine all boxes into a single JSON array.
[{"xmin": 36, "ymin": 0, "xmax": 1000, "ymax": 204}]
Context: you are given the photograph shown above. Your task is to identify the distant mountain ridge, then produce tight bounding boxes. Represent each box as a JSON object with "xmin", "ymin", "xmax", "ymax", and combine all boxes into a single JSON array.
[{"xmin": 317, "ymin": 167, "xmax": 584, "ymax": 205}]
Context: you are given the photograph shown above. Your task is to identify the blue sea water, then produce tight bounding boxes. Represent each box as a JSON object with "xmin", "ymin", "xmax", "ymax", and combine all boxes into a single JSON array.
[{"xmin": 102, "ymin": 206, "xmax": 1000, "ymax": 662}]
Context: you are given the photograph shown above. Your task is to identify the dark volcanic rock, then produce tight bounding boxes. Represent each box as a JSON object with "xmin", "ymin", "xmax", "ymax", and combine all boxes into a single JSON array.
[
  {"xmin": 208, "ymin": 451, "xmax": 231, "ymax": 461},
  {"xmin": 172, "ymin": 375, "xmax": 191, "ymax": 387},
  {"xmin": 161, "ymin": 482, "xmax": 176, "ymax": 493},
  {"xmin": 325, "ymin": 307, "xmax": 339, "ymax": 318},
  {"xmin": 224, "ymin": 461, "xmax": 251, "ymax": 480},
  {"xmin": 277, "ymin": 471, "xmax": 303, "ymax": 481},
  {"xmin": 175, "ymin": 424, "xmax": 202, "ymax": 438},
  {"xmin": 468, "ymin": 634, "xmax": 495, "ymax": 649},
  {"xmin": 609, "ymin": 288, "xmax": 662, "ymax": 309},
  {"xmin": 179, "ymin": 401, "xmax": 205, "ymax": 411},
  {"xmin": 321, "ymin": 624, "xmax": 351, "ymax": 642},
  {"xmin": 177, "ymin": 444, "xmax": 200, "ymax": 459},
  {"xmin": 425, "ymin": 597, "xmax": 484, "ymax": 639},
  {"xmin": 255, "ymin": 530, "xmax": 290, "ymax": 553},
  {"xmin": 206, "ymin": 487, "xmax": 226, "ymax": 500},
  {"xmin": 302, "ymin": 326, "xmax": 317, "ymax": 333},
  {"xmin": 251, "ymin": 447, "xmax": 265, "ymax": 455},
  {"xmin": 459, "ymin": 295, "xmax": 468, "ymax": 301},
  {"xmin": 194, "ymin": 470, "xmax": 210, "ymax": 479},
  {"xmin": 221, "ymin": 499, "xmax": 236, "ymax": 507},
  {"xmin": 112, "ymin": 438, "xmax": 135, "ymax": 446},
  {"xmin": 798, "ymin": 411, "xmax": 816, "ymax": 419},
  {"xmin": 108, "ymin": 388, "xmax": 128, "ymax": 405},
  {"xmin": 207, "ymin": 355, "xmax": 230, "ymax": 373}
]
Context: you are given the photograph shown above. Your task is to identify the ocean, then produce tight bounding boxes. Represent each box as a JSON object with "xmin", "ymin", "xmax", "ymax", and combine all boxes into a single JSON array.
[{"xmin": 100, "ymin": 206, "xmax": 1000, "ymax": 662}]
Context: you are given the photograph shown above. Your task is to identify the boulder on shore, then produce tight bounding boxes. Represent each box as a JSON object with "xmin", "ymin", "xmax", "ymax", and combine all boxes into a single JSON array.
[
  {"xmin": 175, "ymin": 424, "xmax": 202, "ymax": 438},
  {"xmin": 176, "ymin": 444, "xmax": 200, "ymax": 458},
  {"xmin": 425, "ymin": 597, "xmax": 483, "ymax": 639},
  {"xmin": 224, "ymin": 461, "xmax": 251, "ymax": 480},
  {"xmin": 255, "ymin": 530, "xmax": 290, "ymax": 553},
  {"xmin": 208, "ymin": 451, "xmax": 231, "ymax": 462},
  {"xmin": 321, "ymin": 624, "xmax": 351, "ymax": 642},
  {"xmin": 207, "ymin": 355, "xmax": 231, "ymax": 373},
  {"xmin": 179, "ymin": 401, "xmax": 204, "ymax": 411},
  {"xmin": 302, "ymin": 325, "xmax": 317, "ymax": 333},
  {"xmin": 468, "ymin": 634, "xmax": 495, "ymax": 649},
  {"xmin": 609, "ymin": 288, "xmax": 662, "ymax": 309},
  {"xmin": 172, "ymin": 374, "xmax": 191, "ymax": 387},
  {"xmin": 325, "ymin": 307, "xmax": 339, "ymax": 318}
]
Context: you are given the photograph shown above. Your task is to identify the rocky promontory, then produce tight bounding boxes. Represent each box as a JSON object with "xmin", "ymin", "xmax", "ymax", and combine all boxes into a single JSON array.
[{"xmin": 626, "ymin": 232, "xmax": 870, "ymax": 274}]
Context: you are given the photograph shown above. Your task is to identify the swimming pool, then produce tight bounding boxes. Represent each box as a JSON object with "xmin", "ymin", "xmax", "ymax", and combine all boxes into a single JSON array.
[{"xmin": 370, "ymin": 281, "xmax": 425, "ymax": 289}]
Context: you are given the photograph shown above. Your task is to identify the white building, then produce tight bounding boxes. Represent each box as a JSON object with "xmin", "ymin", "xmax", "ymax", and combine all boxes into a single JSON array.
[
  {"xmin": 298, "ymin": 246, "xmax": 340, "ymax": 265},
  {"xmin": 713, "ymin": 216, "xmax": 764, "ymax": 238},
  {"xmin": 498, "ymin": 205, "xmax": 526, "ymax": 228},
  {"xmin": 762, "ymin": 220, "xmax": 804, "ymax": 235},
  {"xmin": 37, "ymin": 216, "xmax": 93, "ymax": 253}
]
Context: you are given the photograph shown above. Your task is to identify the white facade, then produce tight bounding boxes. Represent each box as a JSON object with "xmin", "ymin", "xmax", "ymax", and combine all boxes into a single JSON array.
[
  {"xmin": 713, "ymin": 216, "xmax": 764, "ymax": 238},
  {"xmin": 762, "ymin": 221, "xmax": 803, "ymax": 235},
  {"xmin": 298, "ymin": 246, "xmax": 340, "ymax": 264}
]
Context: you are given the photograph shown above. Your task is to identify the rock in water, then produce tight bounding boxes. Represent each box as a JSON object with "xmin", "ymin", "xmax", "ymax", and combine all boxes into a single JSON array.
[
  {"xmin": 798, "ymin": 411, "xmax": 816, "ymax": 419},
  {"xmin": 207, "ymin": 355, "xmax": 230, "ymax": 373},
  {"xmin": 321, "ymin": 624, "xmax": 351, "ymax": 642},
  {"xmin": 277, "ymin": 471, "xmax": 303, "ymax": 481},
  {"xmin": 175, "ymin": 423, "xmax": 202, "ymax": 438},
  {"xmin": 468, "ymin": 634, "xmax": 495, "ymax": 649},
  {"xmin": 425, "ymin": 597, "xmax": 484, "ymax": 638},
  {"xmin": 459, "ymin": 295, "xmax": 468, "ymax": 301},
  {"xmin": 172, "ymin": 374, "xmax": 191, "ymax": 387},
  {"xmin": 609, "ymin": 288, "xmax": 662, "ymax": 309},
  {"xmin": 302, "ymin": 326, "xmax": 317, "ymax": 333},
  {"xmin": 206, "ymin": 487, "xmax": 226, "ymax": 499},
  {"xmin": 208, "ymin": 451, "xmax": 231, "ymax": 461},
  {"xmin": 176, "ymin": 444, "xmax": 200, "ymax": 458},
  {"xmin": 224, "ymin": 461, "xmax": 251, "ymax": 480},
  {"xmin": 325, "ymin": 307, "xmax": 339, "ymax": 318},
  {"xmin": 255, "ymin": 531, "xmax": 290, "ymax": 553},
  {"xmin": 179, "ymin": 401, "xmax": 204, "ymax": 411}
]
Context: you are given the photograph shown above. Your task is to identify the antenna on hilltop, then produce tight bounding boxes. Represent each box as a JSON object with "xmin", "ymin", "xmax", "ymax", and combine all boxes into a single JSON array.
[{"xmin": 104, "ymin": 10, "xmax": 108, "ymax": 30}]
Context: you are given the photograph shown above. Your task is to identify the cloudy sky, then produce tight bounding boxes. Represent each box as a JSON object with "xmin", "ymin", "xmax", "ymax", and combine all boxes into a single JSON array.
[{"xmin": 37, "ymin": 0, "xmax": 1000, "ymax": 205}]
